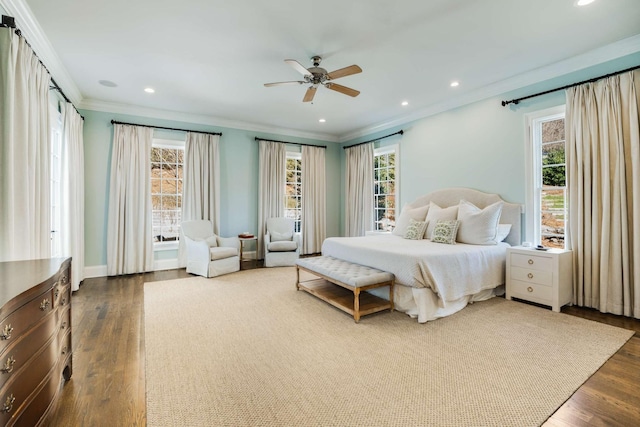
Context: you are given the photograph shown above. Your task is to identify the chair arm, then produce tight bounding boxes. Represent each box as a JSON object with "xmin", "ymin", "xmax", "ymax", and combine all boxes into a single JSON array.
[
  {"xmin": 264, "ymin": 233, "xmax": 272, "ymax": 253},
  {"xmin": 184, "ymin": 237, "xmax": 211, "ymax": 263},
  {"xmin": 293, "ymin": 232, "xmax": 302, "ymax": 252},
  {"xmin": 218, "ymin": 236, "xmax": 240, "ymax": 251}
]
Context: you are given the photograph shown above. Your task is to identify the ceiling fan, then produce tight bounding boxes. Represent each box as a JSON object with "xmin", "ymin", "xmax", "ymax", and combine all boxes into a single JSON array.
[{"xmin": 264, "ymin": 56, "xmax": 362, "ymax": 103}]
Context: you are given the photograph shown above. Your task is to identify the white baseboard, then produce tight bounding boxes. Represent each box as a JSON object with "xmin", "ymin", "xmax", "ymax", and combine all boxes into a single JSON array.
[{"xmin": 83, "ymin": 259, "xmax": 181, "ymax": 279}]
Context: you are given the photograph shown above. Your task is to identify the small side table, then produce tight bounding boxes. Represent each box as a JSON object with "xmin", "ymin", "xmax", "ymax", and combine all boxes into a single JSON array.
[{"xmin": 239, "ymin": 236, "xmax": 257, "ymax": 262}]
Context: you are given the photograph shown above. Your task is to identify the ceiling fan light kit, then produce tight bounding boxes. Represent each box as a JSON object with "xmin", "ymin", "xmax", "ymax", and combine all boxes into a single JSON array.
[{"xmin": 264, "ymin": 56, "xmax": 362, "ymax": 102}]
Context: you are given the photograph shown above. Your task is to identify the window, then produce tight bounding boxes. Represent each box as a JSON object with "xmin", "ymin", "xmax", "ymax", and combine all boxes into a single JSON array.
[
  {"xmin": 50, "ymin": 103, "xmax": 63, "ymax": 257},
  {"xmin": 151, "ymin": 139, "xmax": 184, "ymax": 245},
  {"xmin": 525, "ymin": 107, "xmax": 567, "ymax": 248},
  {"xmin": 285, "ymin": 152, "xmax": 302, "ymax": 232},
  {"xmin": 373, "ymin": 146, "xmax": 397, "ymax": 231}
]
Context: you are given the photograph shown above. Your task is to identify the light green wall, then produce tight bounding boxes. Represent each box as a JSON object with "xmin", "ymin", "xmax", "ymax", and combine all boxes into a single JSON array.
[
  {"xmin": 339, "ymin": 52, "xmax": 640, "ymax": 237},
  {"xmin": 82, "ymin": 110, "xmax": 340, "ymax": 267}
]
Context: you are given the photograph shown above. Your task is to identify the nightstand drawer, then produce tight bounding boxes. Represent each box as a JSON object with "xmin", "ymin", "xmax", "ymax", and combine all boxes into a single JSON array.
[
  {"xmin": 510, "ymin": 266, "xmax": 553, "ymax": 286},
  {"xmin": 510, "ymin": 279, "xmax": 553, "ymax": 301},
  {"xmin": 511, "ymin": 253, "xmax": 552, "ymax": 271}
]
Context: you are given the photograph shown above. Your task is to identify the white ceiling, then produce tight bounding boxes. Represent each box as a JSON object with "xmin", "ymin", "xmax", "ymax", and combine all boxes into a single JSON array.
[{"xmin": 8, "ymin": 0, "xmax": 640, "ymax": 141}]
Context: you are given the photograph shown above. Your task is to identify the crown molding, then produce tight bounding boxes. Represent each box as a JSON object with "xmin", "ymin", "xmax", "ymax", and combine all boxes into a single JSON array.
[
  {"xmin": 338, "ymin": 34, "xmax": 640, "ymax": 142},
  {"xmin": 79, "ymin": 99, "xmax": 340, "ymax": 142},
  {"xmin": 0, "ymin": 0, "xmax": 83, "ymax": 104}
]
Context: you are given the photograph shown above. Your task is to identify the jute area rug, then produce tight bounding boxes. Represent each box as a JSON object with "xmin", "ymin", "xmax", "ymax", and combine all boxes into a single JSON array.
[{"xmin": 144, "ymin": 267, "xmax": 633, "ymax": 427}]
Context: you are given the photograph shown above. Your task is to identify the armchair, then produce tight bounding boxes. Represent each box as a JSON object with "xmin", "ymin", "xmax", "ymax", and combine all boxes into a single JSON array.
[
  {"xmin": 182, "ymin": 220, "xmax": 240, "ymax": 277},
  {"xmin": 264, "ymin": 217, "xmax": 301, "ymax": 267}
]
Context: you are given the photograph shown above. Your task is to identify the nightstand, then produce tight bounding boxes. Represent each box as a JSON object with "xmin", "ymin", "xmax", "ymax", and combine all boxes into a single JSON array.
[{"xmin": 505, "ymin": 246, "xmax": 573, "ymax": 312}]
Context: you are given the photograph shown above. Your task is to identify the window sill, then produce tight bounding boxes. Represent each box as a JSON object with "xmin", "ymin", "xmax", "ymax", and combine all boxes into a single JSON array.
[{"xmin": 154, "ymin": 241, "xmax": 178, "ymax": 252}]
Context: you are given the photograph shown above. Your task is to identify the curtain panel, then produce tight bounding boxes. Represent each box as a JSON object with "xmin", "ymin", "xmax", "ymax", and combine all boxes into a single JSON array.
[
  {"xmin": 345, "ymin": 143, "xmax": 374, "ymax": 237},
  {"xmin": 179, "ymin": 132, "xmax": 221, "ymax": 267},
  {"xmin": 301, "ymin": 145, "xmax": 326, "ymax": 254},
  {"xmin": 106, "ymin": 124, "xmax": 155, "ymax": 275},
  {"xmin": 257, "ymin": 140, "xmax": 285, "ymax": 259},
  {"xmin": 61, "ymin": 102, "xmax": 85, "ymax": 290},
  {"xmin": 0, "ymin": 28, "xmax": 51, "ymax": 261},
  {"xmin": 566, "ymin": 70, "xmax": 640, "ymax": 319}
]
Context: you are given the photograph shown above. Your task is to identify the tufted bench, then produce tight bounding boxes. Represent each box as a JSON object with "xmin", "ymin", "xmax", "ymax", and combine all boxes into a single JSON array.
[{"xmin": 296, "ymin": 256, "xmax": 394, "ymax": 322}]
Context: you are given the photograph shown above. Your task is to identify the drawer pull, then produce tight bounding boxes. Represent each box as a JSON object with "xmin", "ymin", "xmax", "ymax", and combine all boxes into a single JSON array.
[
  {"xmin": 0, "ymin": 325, "xmax": 12, "ymax": 340},
  {"xmin": 61, "ymin": 346, "xmax": 68, "ymax": 355},
  {"xmin": 1, "ymin": 356, "xmax": 15, "ymax": 374},
  {"xmin": 55, "ymin": 288, "xmax": 60, "ymax": 298},
  {"xmin": 61, "ymin": 321, "xmax": 68, "ymax": 330},
  {"xmin": 1, "ymin": 394, "xmax": 14, "ymax": 413},
  {"xmin": 61, "ymin": 297, "xmax": 67, "ymax": 306},
  {"xmin": 527, "ymin": 273, "xmax": 534, "ymax": 279},
  {"xmin": 61, "ymin": 274, "xmax": 68, "ymax": 284},
  {"xmin": 40, "ymin": 299, "xmax": 51, "ymax": 311},
  {"xmin": 527, "ymin": 286, "xmax": 533, "ymax": 293},
  {"xmin": 528, "ymin": 259, "xmax": 534, "ymax": 265}
]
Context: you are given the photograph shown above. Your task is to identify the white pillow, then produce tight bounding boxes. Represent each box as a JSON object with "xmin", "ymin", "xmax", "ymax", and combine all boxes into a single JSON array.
[
  {"xmin": 456, "ymin": 200, "xmax": 504, "ymax": 245},
  {"xmin": 425, "ymin": 202, "xmax": 459, "ymax": 239},
  {"xmin": 392, "ymin": 204, "xmax": 429, "ymax": 237},
  {"xmin": 270, "ymin": 230, "xmax": 293, "ymax": 242},
  {"xmin": 496, "ymin": 224, "xmax": 512, "ymax": 242}
]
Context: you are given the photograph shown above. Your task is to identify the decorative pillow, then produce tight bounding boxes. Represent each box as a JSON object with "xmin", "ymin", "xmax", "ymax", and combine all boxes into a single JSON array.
[
  {"xmin": 431, "ymin": 220, "xmax": 460, "ymax": 244},
  {"xmin": 496, "ymin": 224, "xmax": 512, "ymax": 242},
  {"xmin": 392, "ymin": 204, "xmax": 429, "ymax": 236},
  {"xmin": 270, "ymin": 230, "xmax": 293, "ymax": 242},
  {"xmin": 425, "ymin": 202, "xmax": 459, "ymax": 239},
  {"xmin": 205, "ymin": 235, "xmax": 218, "ymax": 247},
  {"xmin": 403, "ymin": 218, "xmax": 428, "ymax": 240},
  {"xmin": 456, "ymin": 200, "xmax": 504, "ymax": 245}
]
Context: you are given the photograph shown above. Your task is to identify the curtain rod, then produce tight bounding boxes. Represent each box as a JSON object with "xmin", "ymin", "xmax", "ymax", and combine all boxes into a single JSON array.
[
  {"xmin": 501, "ymin": 64, "xmax": 640, "ymax": 107},
  {"xmin": 111, "ymin": 120, "xmax": 222, "ymax": 136},
  {"xmin": 254, "ymin": 137, "xmax": 327, "ymax": 149},
  {"xmin": 343, "ymin": 130, "xmax": 404, "ymax": 149},
  {"xmin": 1, "ymin": 16, "xmax": 84, "ymax": 120}
]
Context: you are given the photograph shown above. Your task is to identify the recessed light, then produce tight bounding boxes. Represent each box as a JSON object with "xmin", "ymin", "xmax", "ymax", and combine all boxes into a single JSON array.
[
  {"xmin": 98, "ymin": 80, "xmax": 117, "ymax": 87},
  {"xmin": 318, "ymin": 118, "xmax": 326, "ymax": 123},
  {"xmin": 401, "ymin": 101, "xmax": 409, "ymax": 106},
  {"xmin": 576, "ymin": 0, "xmax": 595, "ymax": 6},
  {"xmin": 144, "ymin": 87, "xmax": 155, "ymax": 93},
  {"xmin": 450, "ymin": 81, "xmax": 460, "ymax": 87}
]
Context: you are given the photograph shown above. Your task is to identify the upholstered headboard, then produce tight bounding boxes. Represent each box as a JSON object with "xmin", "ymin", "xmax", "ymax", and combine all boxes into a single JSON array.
[{"xmin": 405, "ymin": 187, "xmax": 522, "ymax": 246}]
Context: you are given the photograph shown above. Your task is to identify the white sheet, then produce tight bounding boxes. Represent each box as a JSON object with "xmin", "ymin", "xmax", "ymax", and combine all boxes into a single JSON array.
[{"xmin": 321, "ymin": 235, "xmax": 509, "ymax": 304}]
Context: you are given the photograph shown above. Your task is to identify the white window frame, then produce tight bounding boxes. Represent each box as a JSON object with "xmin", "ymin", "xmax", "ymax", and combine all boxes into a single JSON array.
[
  {"xmin": 285, "ymin": 151, "xmax": 302, "ymax": 233},
  {"xmin": 373, "ymin": 144, "xmax": 399, "ymax": 232},
  {"xmin": 524, "ymin": 105, "xmax": 566, "ymax": 247},
  {"xmin": 151, "ymin": 138, "xmax": 185, "ymax": 251}
]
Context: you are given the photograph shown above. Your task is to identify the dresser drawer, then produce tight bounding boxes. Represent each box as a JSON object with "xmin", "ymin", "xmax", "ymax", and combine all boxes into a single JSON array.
[
  {"xmin": 510, "ymin": 253, "xmax": 552, "ymax": 271},
  {"xmin": 510, "ymin": 266, "xmax": 553, "ymax": 286},
  {"xmin": 0, "ymin": 291, "xmax": 55, "ymax": 354},
  {"xmin": 9, "ymin": 367, "xmax": 59, "ymax": 427},
  {"xmin": 510, "ymin": 279, "xmax": 553, "ymax": 302}
]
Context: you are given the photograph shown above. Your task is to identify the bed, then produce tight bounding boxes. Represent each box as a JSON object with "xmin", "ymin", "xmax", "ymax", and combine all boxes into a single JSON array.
[{"xmin": 322, "ymin": 188, "xmax": 522, "ymax": 323}]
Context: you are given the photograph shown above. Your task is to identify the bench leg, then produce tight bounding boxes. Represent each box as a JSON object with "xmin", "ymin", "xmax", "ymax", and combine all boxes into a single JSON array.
[
  {"xmin": 389, "ymin": 281, "xmax": 394, "ymax": 312},
  {"xmin": 296, "ymin": 266, "xmax": 300, "ymax": 290},
  {"xmin": 354, "ymin": 288, "xmax": 361, "ymax": 323}
]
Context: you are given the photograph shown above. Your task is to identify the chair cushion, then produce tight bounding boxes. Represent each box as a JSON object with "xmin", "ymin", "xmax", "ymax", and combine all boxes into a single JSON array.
[
  {"xmin": 210, "ymin": 246, "xmax": 238, "ymax": 260},
  {"xmin": 268, "ymin": 241, "xmax": 298, "ymax": 252}
]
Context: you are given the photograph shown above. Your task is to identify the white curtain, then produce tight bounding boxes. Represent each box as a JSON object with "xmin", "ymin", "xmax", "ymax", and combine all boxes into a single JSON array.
[
  {"xmin": 0, "ymin": 28, "xmax": 51, "ymax": 261},
  {"xmin": 106, "ymin": 124, "xmax": 154, "ymax": 276},
  {"xmin": 345, "ymin": 143, "xmax": 374, "ymax": 236},
  {"xmin": 566, "ymin": 70, "xmax": 640, "ymax": 319},
  {"xmin": 257, "ymin": 140, "xmax": 285, "ymax": 259},
  {"xmin": 61, "ymin": 102, "xmax": 85, "ymax": 290},
  {"xmin": 178, "ymin": 132, "xmax": 220, "ymax": 267},
  {"xmin": 301, "ymin": 145, "xmax": 326, "ymax": 254}
]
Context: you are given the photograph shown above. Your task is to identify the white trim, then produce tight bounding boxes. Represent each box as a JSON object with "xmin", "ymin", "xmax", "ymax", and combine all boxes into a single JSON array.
[
  {"xmin": 153, "ymin": 241, "xmax": 179, "ymax": 251},
  {"xmin": 524, "ymin": 105, "xmax": 566, "ymax": 244},
  {"xmin": 83, "ymin": 261, "xmax": 181, "ymax": 279},
  {"xmin": 154, "ymin": 258, "xmax": 179, "ymax": 271},
  {"xmin": 84, "ymin": 264, "xmax": 108, "ymax": 279}
]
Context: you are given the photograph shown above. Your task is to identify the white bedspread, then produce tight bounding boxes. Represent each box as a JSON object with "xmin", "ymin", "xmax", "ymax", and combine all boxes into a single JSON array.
[{"xmin": 321, "ymin": 235, "xmax": 508, "ymax": 304}]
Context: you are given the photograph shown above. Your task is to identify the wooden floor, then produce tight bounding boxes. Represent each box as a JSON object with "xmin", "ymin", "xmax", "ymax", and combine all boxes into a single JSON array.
[{"xmin": 49, "ymin": 263, "xmax": 640, "ymax": 426}]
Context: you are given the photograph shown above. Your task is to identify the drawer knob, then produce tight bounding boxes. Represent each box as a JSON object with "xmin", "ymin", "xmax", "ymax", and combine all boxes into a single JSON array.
[
  {"xmin": 1, "ymin": 394, "xmax": 14, "ymax": 413},
  {"xmin": 61, "ymin": 297, "xmax": 67, "ymax": 306},
  {"xmin": 527, "ymin": 286, "xmax": 533, "ymax": 293},
  {"xmin": 40, "ymin": 299, "xmax": 51, "ymax": 311},
  {"xmin": 55, "ymin": 288, "xmax": 60, "ymax": 298},
  {"xmin": 61, "ymin": 321, "xmax": 68, "ymax": 330},
  {"xmin": 1, "ymin": 356, "xmax": 15, "ymax": 374},
  {"xmin": 528, "ymin": 259, "xmax": 534, "ymax": 265},
  {"xmin": 0, "ymin": 324, "xmax": 12, "ymax": 340},
  {"xmin": 62, "ymin": 346, "xmax": 68, "ymax": 355},
  {"xmin": 527, "ymin": 273, "xmax": 534, "ymax": 279}
]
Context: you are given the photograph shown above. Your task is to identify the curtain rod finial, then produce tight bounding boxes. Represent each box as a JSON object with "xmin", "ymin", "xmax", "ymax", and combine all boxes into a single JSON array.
[{"xmin": 1, "ymin": 15, "xmax": 16, "ymax": 28}]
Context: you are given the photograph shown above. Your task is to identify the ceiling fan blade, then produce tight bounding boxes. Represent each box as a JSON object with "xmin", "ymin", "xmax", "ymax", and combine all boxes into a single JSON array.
[
  {"xmin": 264, "ymin": 81, "xmax": 305, "ymax": 87},
  {"xmin": 303, "ymin": 86, "xmax": 317, "ymax": 103},
  {"xmin": 285, "ymin": 59, "xmax": 312, "ymax": 77},
  {"xmin": 326, "ymin": 65, "xmax": 362, "ymax": 80},
  {"xmin": 326, "ymin": 83, "xmax": 360, "ymax": 97}
]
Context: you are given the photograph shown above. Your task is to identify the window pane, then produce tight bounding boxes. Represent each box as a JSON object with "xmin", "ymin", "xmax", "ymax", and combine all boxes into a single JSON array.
[
  {"xmin": 542, "ymin": 142, "xmax": 565, "ymax": 165},
  {"xmin": 542, "ymin": 165, "xmax": 566, "ymax": 187},
  {"xmin": 161, "ymin": 195, "xmax": 178, "ymax": 210},
  {"xmin": 152, "ymin": 195, "xmax": 161, "ymax": 209},
  {"xmin": 540, "ymin": 189, "xmax": 566, "ymax": 248},
  {"xmin": 542, "ymin": 119, "xmax": 564, "ymax": 143}
]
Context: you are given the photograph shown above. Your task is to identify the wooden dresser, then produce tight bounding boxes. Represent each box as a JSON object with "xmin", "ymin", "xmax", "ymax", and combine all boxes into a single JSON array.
[{"xmin": 0, "ymin": 258, "xmax": 72, "ymax": 426}]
